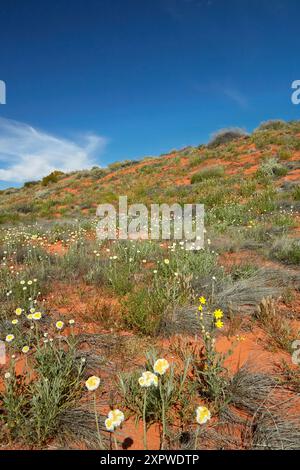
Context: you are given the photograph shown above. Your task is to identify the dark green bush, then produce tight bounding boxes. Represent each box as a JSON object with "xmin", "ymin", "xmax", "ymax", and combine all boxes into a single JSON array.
[
  {"xmin": 42, "ymin": 171, "xmax": 64, "ymax": 186},
  {"xmin": 23, "ymin": 181, "xmax": 39, "ymax": 188},
  {"xmin": 293, "ymin": 185, "xmax": 300, "ymax": 201},
  {"xmin": 208, "ymin": 128, "xmax": 247, "ymax": 148}
]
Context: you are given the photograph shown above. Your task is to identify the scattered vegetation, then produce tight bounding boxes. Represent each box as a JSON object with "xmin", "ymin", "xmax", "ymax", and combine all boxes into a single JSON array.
[
  {"xmin": 42, "ymin": 170, "xmax": 65, "ymax": 186},
  {"xmin": 191, "ymin": 165, "xmax": 225, "ymax": 184},
  {"xmin": 0, "ymin": 119, "xmax": 299, "ymax": 450}
]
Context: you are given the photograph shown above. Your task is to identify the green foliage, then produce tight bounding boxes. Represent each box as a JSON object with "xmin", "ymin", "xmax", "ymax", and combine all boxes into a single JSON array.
[
  {"xmin": 270, "ymin": 238, "xmax": 300, "ymax": 265},
  {"xmin": 122, "ymin": 283, "xmax": 172, "ymax": 335},
  {"xmin": 1, "ymin": 337, "xmax": 86, "ymax": 445},
  {"xmin": 293, "ymin": 185, "xmax": 300, "ymax": 201},
  {"xmin": 191, "ymin": 165, "xmax": 225, "ymax": 184},
  {"xmin": 23, "ymin": 181, "xmax": 40, "ymax": 188},
  {"xmin": 108, "ymin": 160, "xmax": 137, "ymax": 171},
  {"xmin": 256, "ymin": 158, "xmax": 288, "ymax": 180},
  {"xmin": 246, "ymin": 188, "xmax": 276, "ymax": 214},
  {"xmin": 278, "ymin": 148, "xmax": 292, "ymax": 161},
  {"xmin": 42, "ymin": 171, "xmax": 64, "ymax": 186},
  {"xmin": 118, "ymin": 351, "xmax": 192, "ymax": 424},
  {"xmin": 257, "ymin": 120, "xmax": 287, "ymax": 131},
  {"xmin": 0, "ymin": 213, "xmax": 21, "ymax": 225}
]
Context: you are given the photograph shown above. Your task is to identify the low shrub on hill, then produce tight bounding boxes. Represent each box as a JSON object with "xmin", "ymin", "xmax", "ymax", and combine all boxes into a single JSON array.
[
  {"xmin": 256, "ymin": 119, "xmax": 287, "ymax": 131},
  {"xmin": 208, "ymin": 128, "xmax": 247, "ymax": 148},
  {"xmin": 191, "ymin": 165, "xmax": 225, "ymax": 184},
  {"xmin": 256, "ymin": 158, "xmax": 288, "ymax": 180},
  {"xmin": 270, "ymin": 238, "xmax": 300, "ymax": 265},
  {"xmin": 293, "ymin": 185, "xmax": 300, "ymax": 201},
  {"xmin": 23, "ymin": 181, "xmax": 39, "ymax": 188},
  {"xmin": 42, "ymin": 171, "xmax": 65, "ymax": 186}
]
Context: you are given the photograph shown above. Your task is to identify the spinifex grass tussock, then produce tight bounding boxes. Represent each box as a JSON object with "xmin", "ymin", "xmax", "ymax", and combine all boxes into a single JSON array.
[{"xmin": 255, "ymin": 297, "xmax": 297, "ymax": 353}]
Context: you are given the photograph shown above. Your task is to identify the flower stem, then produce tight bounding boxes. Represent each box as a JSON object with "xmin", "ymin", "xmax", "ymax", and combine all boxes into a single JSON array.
[
  {"xmin": 195, "ymin": 426, "xmax": 199, "ymax": 449},
  {"xmin": 143, "ymin": 389, "xmax": 148, "ymax": 450},
  {"xmin": 113, "ymin": 434, "xmax": 118, "ymax": 450},
  {"xmin": 93, "ymin": 393, "xmax": 104, "ymax": 449},
  {"xmin": 159, "ymin": 380, "xmax": 166, "ymax": 450}
]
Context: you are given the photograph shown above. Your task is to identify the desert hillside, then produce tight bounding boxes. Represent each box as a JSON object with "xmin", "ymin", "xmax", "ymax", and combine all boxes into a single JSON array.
[{"xmin": 1, "ymin": 120, "xmax": 300, "ymax": 225}]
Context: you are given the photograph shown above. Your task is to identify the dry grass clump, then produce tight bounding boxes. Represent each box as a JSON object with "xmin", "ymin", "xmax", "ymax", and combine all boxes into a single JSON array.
[
  {"xmin": 215, "ymin": 268, "xmax": 300, "ymax": 312},
  {"xmin": 58, "ymin": 407, "xmax": 109, "ymax": 449},
  {"xmin": 255, "ymin": 297, "xmax": 296, "ymax": 353},
  {"xmin": 250, "ymin": 407, "xmax": 300, "ymax": 450},
  {"xmin": 227, "ymin": 365, "xmax": 277, "ymax": 414}
]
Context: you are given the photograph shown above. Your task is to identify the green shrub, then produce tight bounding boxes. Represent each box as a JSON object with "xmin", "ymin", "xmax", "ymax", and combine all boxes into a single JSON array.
[
  {"xmin": 256, "ymin": 120, "xmax": 286, "ymax": 131},
  {"xmin": 256, "ymin": 158, "xmax": 288, "ymax": 180},
  {"xmin": 14, "ymin": 203, "xmax": 35, "ymax": 214},
  {"xmin": 90, "ymin": 167, "xmax": 108, "ymax": 179},
  {"xmin": 278, "ymin": 148, "xmax": 292, "ymax": 161},
  {"xmin": 42, "ymin": 171, "xmax": 64, "ymax": 186},
  {"xmin": 2, "ymin": 338, "xmax": 87, "ymax": 445},
  {"xmin": 270, "ymin": 238, "xmax": 300, "ymax": 265},
  {"xmin": 246, "ymin": 188, "xmax": 276, "ymax": 214},
  {"xmin": 23, "ymin": 181, "xmax": 39, "ymax": 188},
  {"xmin": 0, "ymin": 213, "xmax": 21, "ymax": 225},
  {"xmin": 108, "ymin": 160, "xmax": 136, "ymax": 171},
  {"xmin": 293, "ymin": 185, "xmax": 300, "ymax": 201},
  {"xmin": 122, "ymin": 286, "xmax": 166, "ymax": 335}
]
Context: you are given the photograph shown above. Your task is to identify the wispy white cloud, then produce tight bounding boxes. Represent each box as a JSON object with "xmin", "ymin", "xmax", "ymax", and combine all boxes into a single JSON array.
[
  {"xmin": 222, "ymin": 86, "xmax": 248, "ymax": 109},
  {"xmin": 0, "ymin": 118, "xmax": 107, "ymax": 183}
]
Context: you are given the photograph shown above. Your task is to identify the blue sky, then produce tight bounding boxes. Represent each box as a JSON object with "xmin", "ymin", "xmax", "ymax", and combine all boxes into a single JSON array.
[{"xmin": 0, "ymin": 0, "xmax": 299, "ymax": 188}]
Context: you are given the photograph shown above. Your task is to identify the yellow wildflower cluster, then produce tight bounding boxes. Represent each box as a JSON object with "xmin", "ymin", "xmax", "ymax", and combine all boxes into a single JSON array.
[{"xmin": 196, "ymin": 295, "xmax": 224, "ymax": 330}]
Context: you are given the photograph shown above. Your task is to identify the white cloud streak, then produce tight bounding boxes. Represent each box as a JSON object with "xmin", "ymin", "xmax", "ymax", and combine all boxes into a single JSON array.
[
  {"xmin": 0, "ymin": 118, "xmax": 107, "ymax": 183},
  {"xmin": 222, "ymin": 86, "xmax": 248, "ymax": 109}
]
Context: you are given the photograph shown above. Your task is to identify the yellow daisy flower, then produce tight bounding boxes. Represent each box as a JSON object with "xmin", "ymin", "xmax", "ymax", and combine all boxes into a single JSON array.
[
  {"xmin": 138, "ymin": 371, "xmax": 158, "ymax": 388},
  {"xmin": 105, "ymin": 417, "xmax": 115, "ymax": 432},
  {"xmin": 55, "ymin": 320, "xmax": 64, "ymax": 330},
  {"xmin": 214, "ymin": 309, "xmax": 224, "ymax": 320},
  {"xmin": 108, "ymin": 409, "xmax": 125, "ymax": 427},
  {"xmin": 85, "ymin": 375, "xmax": 100, "ymax": 391},
  {"xmin": 15, "ymin": 308, "xmax": 22, "ymax": 316},
  {"xmin": 32, "ymin": 312, "xmax": 42, "ymax": 320},
  {"xmin": 5, "ymin": 334, "xmax": 15, "ymax": 343},
  {"xmin": 22, "ymin": 346, "xmax": 30, "ymax": 354},
  {"xmin": 153, "ymin": 358, "xmax": 170, "ymax": 376},
  {"xmin": 199, "ymin": 296, "xmax": 206, "ymax": 305},
  {"xmin": 196, "ymin": 406, "xmax": 211, "ymax": 425},
  {"xmin": 215, "ymin": 319, "xmax": 224, "ymax": 329}
]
